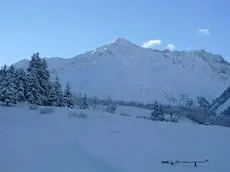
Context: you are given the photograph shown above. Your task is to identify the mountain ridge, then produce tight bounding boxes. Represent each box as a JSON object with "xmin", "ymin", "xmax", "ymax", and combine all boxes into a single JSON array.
[
  {"xmin": 14, "ymin": 38, "xmax": 230, "ymax": 105},
  {"xmin": 15, "ymin": 38, "xmax": 230, "ymax": 66}
]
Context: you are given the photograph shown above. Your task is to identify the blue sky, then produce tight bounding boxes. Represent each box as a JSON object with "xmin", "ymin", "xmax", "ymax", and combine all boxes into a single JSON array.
[{"xmin": 0, "ymin": 0, "xmax": 230, "ymax": 65}]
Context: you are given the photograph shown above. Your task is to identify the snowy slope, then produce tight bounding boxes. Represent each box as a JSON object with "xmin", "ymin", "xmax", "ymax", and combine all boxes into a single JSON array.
[
  {"xmin": 1, "ymin": 106, "xmax": 230, "ymax": 172},
  {"xmin": 215, "ymin": 98, "xmax": 230, "ymax": 114},
  {"xmin": 14, "ymin": 38, "xmax": 230, "ymax": 104},
  {"xmin": 210, "ymin": 86, "xmax": 230, "ymax": 114}
]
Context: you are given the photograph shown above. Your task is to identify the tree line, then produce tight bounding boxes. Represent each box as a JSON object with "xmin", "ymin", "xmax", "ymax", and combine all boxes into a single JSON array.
[{"xmin": 0, "ymin": 53, "xmax": 74, "ymax": 107}]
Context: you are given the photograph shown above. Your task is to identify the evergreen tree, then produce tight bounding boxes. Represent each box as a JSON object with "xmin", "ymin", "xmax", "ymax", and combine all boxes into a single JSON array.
[
  {"xmin": 26, "ymin": 71, "xmax": 41, "ymax": 105},
  {"xmin": 46, "ymin": 83, "xmax": 56, "ymax": 106},
  {"xmin": 0, "ymin": 65, "xmax": 8, "ymax": 102},
  {"xmin": 151, "ymin": 101, "xmax": 165, "ymax": 121},
  {"xmin": 80, "ymin": 95, "xmax": 89, "ymax": 109},
  {"xmin": 26, "ymin": 53, "xmax": 52, "ymax": 105},
  {"xmin": 0, "ymin": 65, "xmax": 17, "ymax": 106},
  {"xmin": 38, "ymin": 58, "xmax": 52, "ymax": 105},
  {"xmin": 8, "ymin": 65, "xmax": 16, "ymax": 77},
  {"xmin": 64, "ymin": 83, "xmax": 74, "ymax": 108},
  {"xmin": 0, "ymin": 65, "xmax": 7, "ymax": 101},
  {"xmin": 52, "ymin": 76, "xmax": 64, "ymax": 107},
  {"xmin": 15, "ymin": 69, "xmax": 27, "ymax": 102},
  {"xmin": 26, "ymin": 54, "xmax": 42, "ymax": 105}
]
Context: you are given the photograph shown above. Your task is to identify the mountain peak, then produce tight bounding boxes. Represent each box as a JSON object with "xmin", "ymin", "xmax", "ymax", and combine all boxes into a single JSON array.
[
  {"xmin": 88, "ymin": 37, "xmax": 140, "ymax": 56},
  {"xmin": 111, "ymin": 37, "xmax": 137, "ymax": 47},
  {"xmin": 112, "ymin": 37, "xmax": 130, "ymax": 43}
]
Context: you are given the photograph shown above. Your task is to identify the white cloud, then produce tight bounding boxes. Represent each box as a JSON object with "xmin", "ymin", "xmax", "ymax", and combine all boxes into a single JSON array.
[
  {"xmin": 197, "ymin": 29, "xmax": 210, "ymax": 36},
  {"xmin": 142, "ymin": 39, "xmax": 162, "ymax": 48},
  {"xmin": 166, "ymin": 44, "xmax": 176, "ymax": 51}
]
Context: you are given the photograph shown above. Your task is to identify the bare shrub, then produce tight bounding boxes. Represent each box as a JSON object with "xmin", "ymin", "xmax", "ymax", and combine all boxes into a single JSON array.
[
  {"xmin": 120, "ymin": 113, "xmax": 131, "ymax": 117},
  {"xmin": 68, "ymin": 110, "xmax": 87, "ymax": 119},
  {"xmin": 39, "ymin": 107, "xmax": 55, "ymax": 115},
  {"xmin": 28, "ymin": 104, "xmax": 39, "ymax": 110},
  {"xmin": 105, "ymin": 104, "xmax": 117, "ymax": 114},
  {"xmin": 164, "ymin": 114, "xmax": 180, "ymax": 123}
]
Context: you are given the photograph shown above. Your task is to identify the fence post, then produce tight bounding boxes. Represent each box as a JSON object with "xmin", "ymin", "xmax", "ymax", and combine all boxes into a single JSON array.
[{"xmin": 194, "ymin": 162, "xmax": 197, "ymax": 167}]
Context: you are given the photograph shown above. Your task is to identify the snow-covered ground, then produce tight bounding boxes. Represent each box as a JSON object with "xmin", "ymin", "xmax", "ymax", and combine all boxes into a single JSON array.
[
  {"xmin": 115, "ymin": 105, "xmax": 151, "ymax": 118},
  {"xmin": 1, "ymin": 105, "xmax": 230, "ymax": 172}
]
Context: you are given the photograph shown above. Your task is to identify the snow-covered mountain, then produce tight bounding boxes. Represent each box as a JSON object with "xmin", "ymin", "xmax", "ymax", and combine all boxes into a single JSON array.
[{"xmin": 14, "ymin": 37, "xmax": 230, "ymax": 104}]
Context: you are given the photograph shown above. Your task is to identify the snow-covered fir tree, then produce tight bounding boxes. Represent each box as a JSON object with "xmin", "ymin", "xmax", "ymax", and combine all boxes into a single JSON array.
[
  {"xmin": 38, "ymin": 58, "xmax": 52, "ymax": 105},
  {"xmin": 8, "ymin": 65, "xmax": 16, "ymax": 77},
  {"xmin": 52, "ymin": 76, "xmax": 64, "ymax": 107},
  {"xmin": 26, "ymin": 71, "xmax": 41, "ymax": 105},
  {"xmin": 80, "ymin": 95, "xmax": 89, "ymax": 109},
  {"xmin": 0, "ymin": 65, "xmax": 7, "ymax": 87},
  {"xmin": 151, "ymin": 101, "xmax": 165, "ymax": 121},
  {"xmin": 0, "ymin": 53, "xmax": 76, "ymax": 108},
  {"xmin": 15, "ymin": 69, "xmax": 27, "ymax": 102},
  {"xmin": 46, "ymin": 83, "xmax": 56, "ymax": 106},
  {"xmin": 26, "ymin": 53, "xmax": 43, "ymax": 105},
  {"xmin": 26, "ymin": 53, "xmax": 53, "ymax": 105},
  {"xmin": 0, "ymin": 65, "xmax": 8, "ymax": 103},
  {"xmin": 0, "ymin": 65, "xmax": 17, "ymax": 106},
  {"xmin": 64, "ymin": 83, "xmax": 74, "ymax": 108}
]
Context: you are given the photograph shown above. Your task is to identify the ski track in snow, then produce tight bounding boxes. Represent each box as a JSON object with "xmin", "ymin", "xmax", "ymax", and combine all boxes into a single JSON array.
[{"xmin": 1, "ymin": 106, "xmax": 230, "ymax": 172}]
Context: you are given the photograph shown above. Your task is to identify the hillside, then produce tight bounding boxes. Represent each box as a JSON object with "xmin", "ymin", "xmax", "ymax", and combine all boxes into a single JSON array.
[
  {"xmin": 14, "ymin": 38, "xmax": 230, "ymax": 105},
  {"xmin": 1, "ymin": 105, "xmax": 230, "ymax": 172}
]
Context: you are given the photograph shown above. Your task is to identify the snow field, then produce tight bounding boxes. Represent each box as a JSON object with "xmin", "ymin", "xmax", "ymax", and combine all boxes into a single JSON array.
[{"xmin": 1, "ymin": 105, "xmax": 230, "ymax": 172}]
